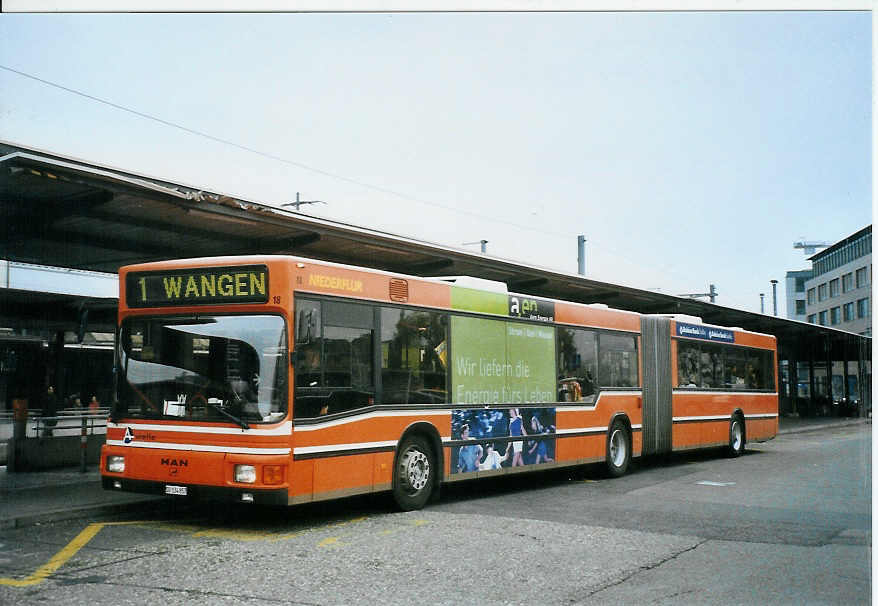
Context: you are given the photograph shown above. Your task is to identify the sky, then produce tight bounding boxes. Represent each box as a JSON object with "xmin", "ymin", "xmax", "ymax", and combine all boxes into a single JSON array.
[{"xmin": 0, "ymin": 10, "xmax": 872, "ymax": 317}]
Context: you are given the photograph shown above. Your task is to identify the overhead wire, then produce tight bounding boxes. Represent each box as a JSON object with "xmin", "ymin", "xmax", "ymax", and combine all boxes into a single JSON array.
[{"xmin": 0, "ymin": 63, "xmax": 694, "ymax": 287}]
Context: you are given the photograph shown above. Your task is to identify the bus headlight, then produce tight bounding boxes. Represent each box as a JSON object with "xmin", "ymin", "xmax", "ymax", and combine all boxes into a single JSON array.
[
  {"xmin": 106, "ymin": 455, "xmax": 125, "ymax": 473},
  {"xmin": 234, "ymin": 464, "xmax": 256, "ymax": 483}
]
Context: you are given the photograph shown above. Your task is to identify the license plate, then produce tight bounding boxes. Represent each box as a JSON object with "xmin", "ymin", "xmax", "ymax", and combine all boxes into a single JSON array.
[{"xmin": 164, "ymin": 485, "xmax": 187, "ymax": 496}]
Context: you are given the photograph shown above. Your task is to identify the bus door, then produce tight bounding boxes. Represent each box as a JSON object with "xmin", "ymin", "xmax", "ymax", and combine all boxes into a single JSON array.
[{"xmin": 640, "ymin": 316, "xmax": 672, "ymax": 455}]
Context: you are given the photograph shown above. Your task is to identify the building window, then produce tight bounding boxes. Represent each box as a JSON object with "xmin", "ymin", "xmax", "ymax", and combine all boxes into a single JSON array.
[
  {"xmin": 856, "ymin": 267, "xmax": 868, "ymax": 288},
  {"xmin": 830, "ymin": 307, "xmax": 841, "ymax": 325},
  {"xmin": 843, "ymin": 302, "xmax": 855, "ymax": 322},
  {"xmin": 807, "ymin": 288, "xmax": 816, "ymax": 305},
  {"xmin": 842, "ymin": 272, "xmax": 853, "ymax": 293},
  {"xmin": 818, "ymin": 283, "xmax": 827, "ymax": 301},
  {"xmin": 795, "ymin": 300, "xmax": 806, "ymax": 315},
  {"xmin": 795, "ymin": 277, "xmax": 806, "ymax": 292},
  {"xmin": 829, "ymin": 278, "xmax": 840, "ymax": 297},
  {"xmin": 857, "ymin": 297, "xmax": 870, "ymax": 319},
  {"xmin": 818, "ymin": 310, "xmax": 828, "ymax": 326},
  {"xmin": 807, "ymin": 314, "xmax": 816, "ymax": 324}
]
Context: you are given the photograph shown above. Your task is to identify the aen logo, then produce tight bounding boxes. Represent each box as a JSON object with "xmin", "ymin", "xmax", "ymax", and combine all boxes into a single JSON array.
[{"xmin": 123, "ymin": 427, "xmax": 134, "ymax": 445}]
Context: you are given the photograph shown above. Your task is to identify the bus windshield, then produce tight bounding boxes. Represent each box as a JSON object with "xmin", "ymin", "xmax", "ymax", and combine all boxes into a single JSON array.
[{"xmin": 116, "ymin": 314, "xmax": 288, "ymax": 424}]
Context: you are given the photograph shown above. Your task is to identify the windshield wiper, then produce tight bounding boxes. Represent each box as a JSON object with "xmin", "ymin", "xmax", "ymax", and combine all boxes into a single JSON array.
[{"xmin": 209, "ymin": 402, "xmax": 250, "ymax": 430}]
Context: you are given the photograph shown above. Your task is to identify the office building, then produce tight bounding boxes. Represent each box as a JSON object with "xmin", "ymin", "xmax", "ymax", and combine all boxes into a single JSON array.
[
  {"xmin": 785, "ymin": 269, "xmax": 812, "ymax": 321},
  {"xmin": 804, "ymin": 225, "xmax": 871, "ymax": 336}
]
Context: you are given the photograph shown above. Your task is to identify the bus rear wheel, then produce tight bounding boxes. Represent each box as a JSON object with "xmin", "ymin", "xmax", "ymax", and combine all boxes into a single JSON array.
[
  {"xmin": 605, "ymin": 419, "xmax": 630, "ymax": 478},
  {"xmin": 392, "ymin": 435, "xmax": 434, "ymax": 511},
  {"xmin": 727, "ymin": 415, "xmax": 745, "ymax": 458}
]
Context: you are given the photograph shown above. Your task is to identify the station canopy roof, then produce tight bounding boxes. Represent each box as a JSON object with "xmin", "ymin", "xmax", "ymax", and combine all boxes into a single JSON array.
[{"xmin": 0, "ymin": 141, "xmax": 869, "ymax": 358}]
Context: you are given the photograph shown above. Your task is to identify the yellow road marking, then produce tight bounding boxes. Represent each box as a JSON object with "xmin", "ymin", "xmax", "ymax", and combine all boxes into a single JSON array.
[
  {"xmin": 0, "ymin": 514, "xmax": 374, "ymax": 587},
  {"xmin": 0, "ymin": 523, "xmax": 105, "ymax": 587}
]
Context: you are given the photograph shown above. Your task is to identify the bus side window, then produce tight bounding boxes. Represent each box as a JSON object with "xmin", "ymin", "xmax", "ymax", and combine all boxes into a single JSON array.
[
  {"xmin": 724, "ymin": 349, "xmax": 748, "ymax": 388},
  {"xmin": 294, "ymin": 299, "xmax": 325, "ymax": 418},
  {"xmin": 761, "ymin": 350, "xmax": 776, "ymax": 391},
  {"xmin": 677, "ymin": 341, "xmax": 699, "ymax": 387},
  {"xmin": 322, "ymin": 301, "xmax": 375, "ymax": 414},
  {"xmin": 295, "ymin": 299, "xmax": 323, "ymax": 389},
  {"xmin": 381, "ymin": 307, "xmax": 448, "ymax": 405},
  {"xmin": 556, "ymin": 327, "xmax": 597, "ymax": 402},
  {"xmin": 598, "ymin": 333, "xmax": 638, "ymax": 388}
]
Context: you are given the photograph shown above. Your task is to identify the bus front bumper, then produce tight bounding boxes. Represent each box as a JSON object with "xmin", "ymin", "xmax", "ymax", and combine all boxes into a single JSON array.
[{"xmin": 101, "ymin": 476, "xmax": 288, "ymax": 505}]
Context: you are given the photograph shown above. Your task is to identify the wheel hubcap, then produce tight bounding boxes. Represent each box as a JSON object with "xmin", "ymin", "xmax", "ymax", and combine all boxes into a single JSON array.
[
  {"xmin": 610, "ymin": 429, "xmax": 626, "ymax": 467},
  {"xmin": 402, "ymin": 449, "xmax": 429, "ymax": 492},
  {"xmin": 732, "ymin": 421, "xmax": 742, "ymax": 450}
]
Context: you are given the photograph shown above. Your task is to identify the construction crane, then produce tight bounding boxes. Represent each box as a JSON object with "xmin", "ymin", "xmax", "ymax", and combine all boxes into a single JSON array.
[{"xmin": 793, "ymin": 240, "xmax": 830, "ymax": 255}]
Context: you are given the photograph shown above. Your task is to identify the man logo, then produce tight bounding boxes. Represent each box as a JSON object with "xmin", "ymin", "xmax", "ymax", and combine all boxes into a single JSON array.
[{"xmin": 123, "ymin": 427, "xmax": 134, "ymax": 445}]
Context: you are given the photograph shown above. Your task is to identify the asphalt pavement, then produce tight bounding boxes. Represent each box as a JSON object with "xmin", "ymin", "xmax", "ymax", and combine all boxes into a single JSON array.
[{"xmin": 0, "ymin": 414, "xmax": 869, "ymax": 530}]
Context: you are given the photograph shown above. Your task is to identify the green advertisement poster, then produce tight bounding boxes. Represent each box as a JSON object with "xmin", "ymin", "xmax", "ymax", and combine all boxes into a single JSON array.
[
  {"xmin": 506, "ymin": 322, "xmax": 556, "ymax": 403},
  {"xmin": 451, "ymin": 316, "xmax": 556, "ymax": 405}
]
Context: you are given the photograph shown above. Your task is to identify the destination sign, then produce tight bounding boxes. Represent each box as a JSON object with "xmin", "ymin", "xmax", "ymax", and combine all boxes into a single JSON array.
[
  {"xmin": 126, "ymin": 265, "xmax": 269, "ymax": 307},
  {"xmin": 675, "ymin": 321, "xmax": 735, "ymax": 344},
  {"xmin": 508, "ymin": 295, "xmax": 555, "ymax": 323}
]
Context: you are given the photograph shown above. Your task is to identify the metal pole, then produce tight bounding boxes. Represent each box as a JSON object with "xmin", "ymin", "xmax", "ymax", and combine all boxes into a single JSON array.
[
  {"xmin": 858, "ymin": 337, "xmax": 868, "ymax": 418},
  {"xmin": 480, "ymin": 240, "xmax": 487, "ymax": 254},
  {"xmin": 577, "ymin": 236, "xmax": 586, "ymax": 275},
  {"xmin": 709, "ymin": 284, "xmax": 717, "ymax": 304},
  {"xmin": 843, "ymin": 339, "xmax": 850, "ymax": 414},
  {"xmin": 770, "ymin": 279, "xmax": 778, "ymax": 316},
  {"xmin": 760, "ymin": 293, "xmax": 765, "ymax": 314},
  {"xmin": 80, "ymin": 415, "xmax": 88, "ymax": 473}
]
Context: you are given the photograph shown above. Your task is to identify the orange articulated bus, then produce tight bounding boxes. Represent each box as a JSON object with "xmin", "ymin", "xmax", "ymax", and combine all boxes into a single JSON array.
[{"xmin": 101, "ymin": 255, "xmax": 778, "ymax": 510}]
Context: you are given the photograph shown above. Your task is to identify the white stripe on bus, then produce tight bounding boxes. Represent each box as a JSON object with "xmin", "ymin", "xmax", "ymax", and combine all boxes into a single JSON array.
[
  {"xmin": 672, "ymin": 391, "xmax": 779, "ymax": 396},
  {"xmin": 106, "ymin": 440, "xmax": 290, "ymax": 455},
  {"xmin": 296, "ymin": 419, "xmax": 650, "ymax": 457},
  {"xmin": 672, "ymin": 413, "xmax": 778, "ymax": 423},
  {"xmin": 673, "ymin": 415, "xmax": 732, "ymax": 422},
  {"xmin": 295, "ymin": 392, "xmax": 642, "ymax": 432},
  {"xmin": 108, "ymin": 421, "xmax": 292, "ymax": 436},
  {"xmin": 293, "ymin": 440, "xmax": 398, "ymax": 455},
  {"xmin": 555, "ymin": 426, "xmax": 607, "ymax": 435},
  {"xmin": 294, "ymin": 409, "xmax": 451, "ymax": 432}
]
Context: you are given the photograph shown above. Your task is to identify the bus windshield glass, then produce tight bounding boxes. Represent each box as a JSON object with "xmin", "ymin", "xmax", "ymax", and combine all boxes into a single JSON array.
[{"xmin": 116, "ymin": 315, "xmax": 288, "ymax": 424}]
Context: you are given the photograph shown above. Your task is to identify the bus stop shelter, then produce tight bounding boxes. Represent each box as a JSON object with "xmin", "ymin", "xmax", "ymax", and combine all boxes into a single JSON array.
[{"xmin": 0, "ymin": 140, "xmax": 871, "ymax": 417}]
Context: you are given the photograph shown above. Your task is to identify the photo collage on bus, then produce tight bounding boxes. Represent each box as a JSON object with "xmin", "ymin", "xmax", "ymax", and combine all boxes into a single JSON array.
[{"xmin": 451, "ymin": 407, "xmax": 557, "ymax": 474}]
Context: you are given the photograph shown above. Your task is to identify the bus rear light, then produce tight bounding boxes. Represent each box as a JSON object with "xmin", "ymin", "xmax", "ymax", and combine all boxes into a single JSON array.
[
  {"xmin": 263, "ymin": 465, "xmax": 284, "ymax": 485},
  {"xmin": 107, "ymin": 455, "xmax": 125, "ymax": 473},
  {"xmin": 234, "ymin": 464, "xmax": 256, "ymax": 483}
]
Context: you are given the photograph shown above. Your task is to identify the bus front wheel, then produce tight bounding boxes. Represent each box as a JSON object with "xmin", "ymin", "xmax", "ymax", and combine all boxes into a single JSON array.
[
  {"xmin": 392, "ymin": 435, "xmax": 434, "ymax": 511},
  {"xmin": 605, "ymin": 419, "xmax": 631, "ymax": 478}
]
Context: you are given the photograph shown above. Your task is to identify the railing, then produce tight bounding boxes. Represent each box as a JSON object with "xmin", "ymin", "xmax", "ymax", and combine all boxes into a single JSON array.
[
  {"xmin": 0, "ymin": 407, "xmax": 110, "ymax": 427},
  {"xmin": 28, "ymin": 411, "xmax": 110, "ymax": 439},
  {"xmin": 4, "ymin": 409, "xmax": 111, "ymax": 472}
]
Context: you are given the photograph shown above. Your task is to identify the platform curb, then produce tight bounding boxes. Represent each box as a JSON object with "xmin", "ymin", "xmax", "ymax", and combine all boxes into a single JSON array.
[
  {"xmin": 0, "ymin": 495, "xmax": 169, "ymax": 530},
  {"xmin": 777, "ymin": 417, "xmax": 870, "ymax": 436}
]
